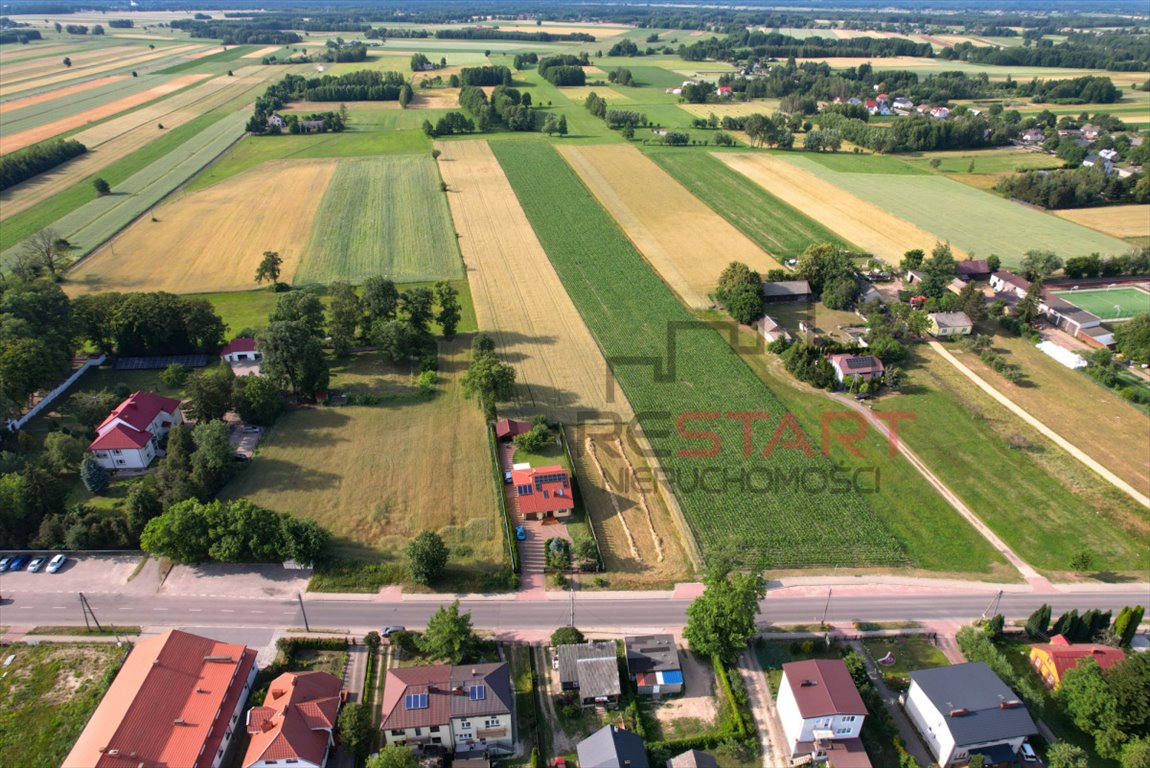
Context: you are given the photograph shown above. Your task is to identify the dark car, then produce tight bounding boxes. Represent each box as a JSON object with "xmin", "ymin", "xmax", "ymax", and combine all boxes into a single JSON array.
[
  {"xmin": 8, "ymin": 555, "xmax": 28, "ymax": 571},
  {"xmin": 233, "ymin": 453, "xmax": 250, "ymax": 462}
]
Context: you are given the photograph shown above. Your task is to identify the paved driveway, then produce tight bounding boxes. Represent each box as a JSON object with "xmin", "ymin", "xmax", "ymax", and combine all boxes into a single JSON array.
[{"xmin": 0, "ymin": 553, "xmax": 144, "ymax": 597}]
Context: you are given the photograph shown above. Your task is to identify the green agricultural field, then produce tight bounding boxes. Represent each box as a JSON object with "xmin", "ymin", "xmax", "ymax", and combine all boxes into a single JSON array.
[
  {"xmin": 1052, "ymin": 287, "xmax": 1150, "ymax": 321},
  {"xmin": 648, "ymin": 149, "xmax": 855, "ymax": 261},
  {"xmin": 3, "ymin": 111, "xmax": 248, "ymax": 271},
  {"xmin": 900, "ymin": 148, "xmax": 1064, "ymax": 175},
  {"xmin": 493, "ymin": 139, "xmax": 908, "ymax": 569},
  {"xmin": 776, "ymin": 153, "xmax": 1131, "ymax": 266},
  {"xmin": 297, "ymin": 155, "xmax": 463, "ymax": 284}
]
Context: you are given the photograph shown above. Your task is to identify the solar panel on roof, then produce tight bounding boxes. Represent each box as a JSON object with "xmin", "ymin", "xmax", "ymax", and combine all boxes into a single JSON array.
[{"xmin": 845, "ymin": 357, "xmax": 876, "ymax": 370}]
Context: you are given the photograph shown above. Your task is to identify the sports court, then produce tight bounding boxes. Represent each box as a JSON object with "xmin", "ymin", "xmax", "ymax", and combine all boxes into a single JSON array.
[{"xmin": 1053, "ymin": 285, "xmax": 1150, "ymax": 321}]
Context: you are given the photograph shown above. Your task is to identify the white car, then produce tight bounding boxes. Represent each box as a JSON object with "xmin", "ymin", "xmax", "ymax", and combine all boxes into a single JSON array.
[
  {"xmin": 27, "ymin": 556, "xmax": 45, "ymax": 573},
  {"xmin": 46, "ymin": 554, "xmax": 67, "ymax": 574}
]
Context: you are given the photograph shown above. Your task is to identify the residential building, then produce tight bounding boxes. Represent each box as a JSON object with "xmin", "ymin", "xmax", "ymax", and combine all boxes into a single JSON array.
[
  {"xmin": 755, "ymin": 314, "xmax": 792, "ymax": 344},
  {"xmin": 495, "ymin": 418, "xmax": 532, "ymax": 442},
  {"xmin": 827, "ymin": 354, "xmax": 885, "ymax": 384},
  {"xmin": 221, "ymin": 337, "xmax": 261, "ymax": 364},
  {"xmin": 243, "ymin": 671, "xmax": 342, "ymax": 768},
  {"xmin": 955, "ymin": 259, "xmax": 992, "ymax": 281},
  {"xmin": 666, "ymin": 750, "xmax": 718, "ymax": 768},
  {"xmin": 88, "ymin": 391, "xmax": 183, "ymax": 470},
  {"xmin": 380, "ymin": 663, "xmax": 514, "ymax": 757},
  {"xmin": 1082, "ymin": 154, "xmax": 1114, "ymax": 174},
  {"xmin": 905, "ymin": 662, "xmax": 1038, "ymax": 767},
  {"xmin": 558, "ymin": 641, "xmax": 621, "ymax": 707},
  {"xmin": 989, "ymin": 270, "xmax": 1031, "ymax": 299},
  {"xmin": 928, "ymin": 311, "xmax": 974, "ymax": 337},
  {"xmin": 511, "ymin": 465, "xmax": 575, "ymax": 520},
  {"xmin": 777, "ymin": 659, "xmax": 871, "ymax": 768},
  {"xmin": 577, "ymin": 725, "xmax": 650, "ymax": 768},
  {"xmin": 1020, "ymin": 128, "xmax": 1046, "ymax": 144},
  {"xmin": 63, "ymin": 629, "xmax": 258, "ymax": 768},
  {"xmin": 717, "ymin": 86, "xmax": 733, "ymax": 97},
  {"xmin": 1028, "ymin": 635, "xmax": 1127, "ymax": 690},
  {"xmin": 625, "ymin": 635, "xmax": 684, "ymax": 696},
  {"xmin": 761, "ymin": 279, "xmax": 813, "ymax": 303},
  {"xmin": 267, "ymin": 114, "xmax": 286, "ymax": 129}
]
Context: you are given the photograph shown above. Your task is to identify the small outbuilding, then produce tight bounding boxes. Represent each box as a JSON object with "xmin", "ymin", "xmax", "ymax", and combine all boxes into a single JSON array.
[
  {"xmin": 495, "ymin": 418, "xmax": 532, "ymax": 442},
  {"xmin": 666, "ymin": 749, "xmax": 718, "ymax": 768},
  {"xmin": 761, "ymin": 279, "xmax": 812, "ymax": 304},
  {"xmin": 625, "ymin": 635, "xmax": 683, "ymax": 696},
  {"xmin": 955, "ymin": 259, "xmax": 991, "ymax": 281},
  {"xmin": 928, "ymin": 311, "xmax": 973, "ymax": 337},
  {"xmin": 558, "ymin": 641, "xmax": 621, "ymax": 707},
  {"xmin": 221, "ymin": 337, "xmax": 261, "ymax": 363}
]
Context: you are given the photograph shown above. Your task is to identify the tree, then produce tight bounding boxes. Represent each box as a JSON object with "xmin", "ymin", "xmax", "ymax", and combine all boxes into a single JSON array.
[
  {"xmin": 373, "ymin": 319, "xmax": 422, "ymax": 364},
  {"xmin": 254, "ymin": 250, "xmax": 283, "ymax": 285},
  {"xmin": 400, "ymin": 287, "xmax": 435, "ymax": 333},
  {"xmin": 551, "ymin": 626, "xmax": 585, "ymax": 646},
  {"xmin": 986, "ymin": 254, "xmax": 1002, "ymax": 273},
  {"xmin": 233, "ymin": 375, "xmax": 282, "ymax": 426},
  {"xmin": 270, "ymin": 291, "xmax": 325, "ymax": 338},
  {"xmin": 715, "ymin": 261, "xmax": 764, "ymax": 324},
  {"xmin": 1025, "ymin": 603, "xmax": 1052, "ymax": 640},
  {"xmin": 406, "ymin": 530, "xmax": 449, "ymax": 585},
  {"xmin": 63, "ymin": 56, "xmax": 72, "ymax": 67},
  {"xmin": 1060, "ymin": 658, "xmax": 1119, "ymax": 756},
  {"xmin": 363, "ymin": 277, "xmax": 399, "ymax": 324},
  {"xmin": 919, "ymin": 242, "xmax": 958, "ymax": 299},
  {"xmin": 557, "ymin": 115, "xmax": 568, "ymax": 136},
  {"xmin": 1021, "ymin": 249, "xmax": 1062, "ymax": 281},
  {"xmin": 327, "ymin": 282, "xmax": 361, "ymax": 357},
  {"xmin": 189, "ymin": 419, "xmax": 234, "ymax": 498},
  {"xmin": 543, "ymin": 115, "xmax": 559, "ymax": 135},
  {"xmin": 900, "ymin": 248, "xmax": 925, "ymax": 274},
  {"xmin": 260, "ymin": 321, "xmax": 330, "ymax": 400},
  {"xmin": 366, "ymin": 746, "xmax": 420, "ymax": 768},
  {"xmin": 125, "ymin": 478, "xmax": 162, "ymax": 537},
  {"xmin": 338, "ymin": 703, "xmax": 373, "ymax": 761},
  {"xmin": 42, "ymin": 432, "xmax": 86, "ymax": 474},
  {"xmin": 20, "ymin": 228, "xmax": 70, "ymax": 279},
  {"xmin": 683, "ymin": 567, "xmax": 765, "ymax": 664},
  {"xmin": 185, "ymin": 363, "xmax": 235, "ymax": 422},
  {"xmin": 1114, "ymin": 605, "xmax": 1145, "ymax": 648},
  {"xmin": 957, "ymin": 280, "xmax": 987, "ymax": 323},
  {"xmin": 80, "ymin": 457, "xmax": 110, "ymax": 494},
  {"xmin": 1122, "ymin": 738, "xmax": 1150, "ymax": 768},
  {"xmin": 434, "ymin": 281, "xmax": 461, "ymax": 339},
  {"xmin": 0, "ymin": 338, "xmax": 61, "ymax": 408},
  {"xmin": 159, "ymin": 362, "xmax": 189, "ymax": 388},
  {"xmin": 418, "ymin": 600, "xmax": 476, "ymax": 664},
  {"xmin": 1114, "ymin": 313, "xmax": 1150, "ymax": 364},
  {"xmin": 462, "ymin": 349, "xmax": 516, "ymax": 418},
  {"xmin": 1046, "ymin": 743, "xmax": 1089, "ymax": 768},
  {"xmin": 967, "ymin": 756, "xmax": 985, "ymax": 768},
  {"xmin": 1070, "ymin": 549, "xmax": 1095, "ymax": 575},
  {"xmin": 1016, "ymin": 279, "xmax": 1044, "ymax": 325},
  {"xmin": 93, "ymin": 177, "xmax": 110, "ymax": 196}
]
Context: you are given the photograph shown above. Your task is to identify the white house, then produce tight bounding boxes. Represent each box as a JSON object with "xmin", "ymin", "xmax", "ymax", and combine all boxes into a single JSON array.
[
  {"xmin": 905, "ymin": 662, "xmax": 1038, "ymax": 767},
  {"xmin": 88, "ymin": 391, "xmax": 182, "ymax": 470},
  {"xmin": 754, "ymin": 314, "xmax": 792, "ymax": 344},
  {"xmin": 267, "ymin": 114, "xmax": 286, "ymax": 130},
  {"xmin": 777, "ymin": 660, "xmax": 871, "ymax": 767},
  {"xmin": 827, "ymin": 353, "xmax": 885, "ymax": 384},
  {"xmin": 381, "ymin": 663, "xmax": 514, "ymax": 757}
]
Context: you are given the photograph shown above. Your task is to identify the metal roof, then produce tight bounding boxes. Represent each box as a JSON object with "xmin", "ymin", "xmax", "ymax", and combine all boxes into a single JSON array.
[
  {"xmin": 624, "ymin": 634, "xmax": 681, "ymax": 677},
  {"xmin": 558, "ymin": 641, "xmax": 617, "ymax": 686},
  {"xmin": 577, "ymin": 725, "xmax": 650, "ymax": 768},
  {"xmin": 909, "ymin": 662, "xmax": 1037, "ymax": 747}
]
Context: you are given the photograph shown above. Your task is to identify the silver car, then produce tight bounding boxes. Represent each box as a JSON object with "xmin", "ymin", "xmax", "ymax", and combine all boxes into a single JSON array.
[
  {"xmin": 46, "ymin": 554, "xmax": 67, "ymax": 574},
  {"xmin": 27, "ymin": 556, "xmax": 46, "ymax": 573}
]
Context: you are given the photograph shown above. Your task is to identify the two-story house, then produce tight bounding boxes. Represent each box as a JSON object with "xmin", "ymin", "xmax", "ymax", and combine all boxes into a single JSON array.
[
  {"xmin": 777, "ymin": 659, "xmax": 871, "ymax": 768},
  {"xmin": 243, "ymin": 671, "xmax": 342, "ymax": 768},
  {"xmin": 88, "ymin": 391, "xmax": 183, "ymax": 470},
  {"xmin": 380, "ymin": 663, "xmax": 514, "ymax": 758}
]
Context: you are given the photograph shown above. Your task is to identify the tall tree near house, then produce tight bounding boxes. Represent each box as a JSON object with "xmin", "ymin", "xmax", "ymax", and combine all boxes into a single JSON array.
[
  {"xmin": 957, "ymin": 280, "xmax": 987, "ymax": 322},
  {"xmin": 327, "ymin": 281, "xmax": 361, "ymax": 357},
  {"xmin": 254, "ymin": 250, "xmax": 283, "ymax": 285},
  {"xmin": 1016, "ymin": 279, "xmax": 1044, "ymax": 325},
  {"xmin": 185, "ymin": 364, "xmax": 235, "ymax": 422},
  {"xmin": 406, "ymin": 530, "xmax": 449, "ymax": 585},
  {"xmin": 400, "ymin": 287, "xmax": 435, "ymax": 333},
  {"xmin": 418, "ymin": 600, "xmax": 477, "ymax": 664},
  {"xmin": 683, "ymin": 565, "xmax": 765, "ymax": 664},
  {"xmin": 1020, "ymin": 249, "xmax": 1062, "ymax": 281},
  {"xmin": 434, "ymin": 281, "xmax": 461, "ymax": 338},
  {"xmin": 461, "ymin": 343, "xmax": 515, "ymax": 419},
  {"xmin": 362, "ymin": 276, "xmax": 399, "ymax": 326},
  {"xmin": 259, "ymin": 321, "xmax": 329, "ymax": 401},
  {"xmin": 270, "ymin": 290, "xmax": 325, "ymax": 338},
  {"xmin": 918, "ymin": 242, "xmax": 958, "ymax": 298}
]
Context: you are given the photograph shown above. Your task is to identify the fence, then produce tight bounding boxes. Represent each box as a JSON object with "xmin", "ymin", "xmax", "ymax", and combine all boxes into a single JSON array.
[
  {"xmin": 6, "ymin": 354, "xmax": 106, "ymax": 432},
  {"xmin": 558, "ymin": 423, "xmax": 604, "ymax": 572},
  {"xmin": 487, "ymin": 424, "xmax": 520, "ymax": 573}
]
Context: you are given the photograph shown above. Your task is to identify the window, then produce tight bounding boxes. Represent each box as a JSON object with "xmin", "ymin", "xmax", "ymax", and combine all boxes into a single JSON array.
[
  {"xmin": 432, "ymin": 737, "xmax": 442, "ymax": 745},
  {"xmin": 469, "ymin": 684, "xmax": 486, "ymax": 701},
  {"xmin": 842, "ymin": 716, "xmax": 857, "ymax": 723},
  {"xmin": 430, "ymin": 726, "xmax": 440, "ymax": 733},
  {"xmin": 415, "ymin": 728, "xmax": 421, "ymax": 736},
  {"xmin": 460, "ymin": 722, "xmax": 471, "ymax": 729},
  {"xmin": 835, "ymin": 728, "xmax": 852, "ymax": 735},
  {"xmin": 392, "ymin": 729, "xmax": 405, "ymax": 736},
  {"xmin": 112, "ymin": 449, "xmax": 122, "ymax": 455}
]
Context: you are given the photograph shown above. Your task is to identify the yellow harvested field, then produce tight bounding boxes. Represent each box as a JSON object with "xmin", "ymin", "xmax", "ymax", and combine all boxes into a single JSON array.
[
  {"xmin": 69, "ymin": 160, "xmax": 337, "ymax": 294},
  {"xmin": 1053, "ymin": 205, "xmax": 1150, "ymax": 240},
  {"xmin": 679, "ymin": 99, "xmax": 780, "ymax": 118},
  {"xmin": 242, "ymin": 45, "xmax": 286, "ymax": 59},
  {"xmin": 582, "ymin": 65, "xmax": 607, "ymax": 77},
  {"xmin": 0, "ymin": 44, "xmax": 207, "ymax": 96},
  {"xmin": 0, "ymin": 73, "xmax": 210, "ymax": 155},
  {"xmin": 718, "ymin": 152, "xmax": 967, "ymax": 264},
  {"xmin": 559, "ymin": 86, "xmax": 631, "ymax": 102},
  {"xmin": 284, "ymin": 99, "xmax": 400, "ymax": 113},
  {"xmin": 496, "ymin": 24, "xmax": 631, "ymax": 36},
  {"xmin": 181, "ymin": 46, "xmax": 228, "ymax": 60},
  {"xmin": 409, "ymin": 89, "xmax": 460, "ymax": 109},
  {"xmin": 559, "ymin": 144, "xmax": 782, "ymax": 307},
  {"xmin": 0, "ymin": 67, "xmax": 280, "ymax": 220},
  {"xmin": 435, "ymin": 140, "xmax": 632, "ymax": 423},
  {"xmin": 0, "ymin": 44, "xmax": 139, "ymax": 83},
  {"xmin": 0, "ymin": 74, "xmax": 128, "ymax": 114}
]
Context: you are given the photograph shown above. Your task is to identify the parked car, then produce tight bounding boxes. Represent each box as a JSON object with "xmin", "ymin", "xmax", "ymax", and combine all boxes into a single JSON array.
[
  {"xmin": 8, "ymin": 555, "xmax": 28, "ymax": 571},
  {"xmin": 27, "ymin": 557, "xmax": 46, "ymax": 573},
  {"xmin": 515, "ymin": 526, "xmax": 526, "ymax": 541},
  {"xmin": 503, "ymin": 470, "xmax": 513, "ymax": 484},
  {"xmin": 380, "ymin": 625, "xmax": 406, "ymax": 637},
  {"xmin": 0, "ymin": 556, "xmax": 12, "ymax": 572},
  {"xmin": 241, "ymin": 425, "xmax": 261, "ymax": 433},
  {"xmin": 46, "ymin": 554, "xmax": 67, "ymax": 574}
]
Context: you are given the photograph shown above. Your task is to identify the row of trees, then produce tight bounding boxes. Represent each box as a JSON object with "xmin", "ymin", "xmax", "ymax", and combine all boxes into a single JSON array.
[
  {"xmin": 538, "ymin": 54, "xmax": 588, "ymax": 86},
  {"xmin": 460, "ymin": 333, "xmax": 515, "ymax": 419},
  {"xmin": 458, "ymin": 84, "xmax": 536, "ymax": 132},
  {"xmin": 248, "ymin": 72, "xmax": 410, "ymax": 133},
  {"xmin": 996, "ymin": 166, "xmax": 1148, "ymax": 209},
  {"xmin": 0, "ymin": 138, "xmax": 86, "ymax": 191},
  {"xmin": 458, "ymin": 65, "xmax": 512, "ymax": 87}
]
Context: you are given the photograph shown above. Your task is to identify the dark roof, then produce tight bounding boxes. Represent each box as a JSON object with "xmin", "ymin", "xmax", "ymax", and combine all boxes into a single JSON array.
[
  {"xmin": 1042, "ymin": 293, "xmax": 1102, "ymax": 326},
  {"xmin": 625, "ymin": 635, "xmax": 680, "ymax": 677},
  {"xmin": 577, "ymin": 725, "xmax": 650, "ymax": 768},
  {"xmin": 379, "ymin": 663, "xmax": 512, "ymax": 731},
  {"xmin": 991, "ymin": 270, "xmax": 1031, "ymax": 292},
  {"xmin": 956, "ymin": 260, "xmax": 991, "ymax": 277},
  {"xmin": 761, "ymin": 280, "xmax": 812, "ymax": 298},
  {"xmin": 558, "ymin": 641, "xmax": 617, "ymax": 685},
  {"xmin": 909, "ymin": 662, "xmax": 1038, "ymax": 748},
  {"xmin": 667, "ymin": 750, "xmax": 718, "ymax": 768},
  {"xmin": 781, "ymin": 659, "xmax": 867, "ymax": 718}
]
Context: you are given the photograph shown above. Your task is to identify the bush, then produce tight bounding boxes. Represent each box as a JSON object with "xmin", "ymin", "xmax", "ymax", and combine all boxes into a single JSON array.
[{"xmin": 551, "ymin": 626, "xmax": 585, "ymax": 646}]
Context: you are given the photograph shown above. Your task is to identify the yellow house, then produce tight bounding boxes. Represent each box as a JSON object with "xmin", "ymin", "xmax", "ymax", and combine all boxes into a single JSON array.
[
  {"xmin": 927, "ymin": 311, "xmax": 973, "ymax": 337},
  {"xmin": 1028, "ymin": 635, "xmax": 1126, "ymax": 690}
]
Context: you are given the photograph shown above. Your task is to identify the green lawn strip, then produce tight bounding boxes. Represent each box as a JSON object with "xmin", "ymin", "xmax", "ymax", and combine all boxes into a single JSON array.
[
  {"xmin": 861, "ymin": 635, "xmax": 949, "ymax": 692},
  {"xmin": 796, "ymin": 151, "xmax": 930, "ymax": 175},
  {"xmin": 0, "ymin": 112, "xmax": 225, "ymax": 252},
  {"xmin": 646, "ymin": 148, "xmax": 856, "ymax": 261},
  {"xmin": 154, "ymin": 44, "xmax": 259, "ymax": 74},
  {"xmin": 512, "ymin": 438, "xmax": 569, "ymax": 471},
  {"xmin": 755, "ymin": 639, "xmax": 843, "ymax": 696},
  {"xmin": 28, "ymin": 625, "xmax": 141, "ymax": 636},
  {"xmin": 4, "ymin": 111, "xmax": 247, "ymax": 271},
  {"xmin": 491, "ymin": 139, "xmax": 906, "ymax": 569},
  {"xmin": 877, "ymin": 346, "xmax": 1148, "ymax": 573},
  {"xmin": 900, "ymin": 148, "xmax": 1064, "ymax": 175},
  {"xmin": 298, "ymin": 155, "xmax": 464, "ymax": 283},
  {"xmin": 0, "ymin": 643, "xmax": 126, "ymax": 767}
]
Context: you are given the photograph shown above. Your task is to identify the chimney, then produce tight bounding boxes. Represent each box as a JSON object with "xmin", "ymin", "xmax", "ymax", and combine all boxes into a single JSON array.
[
  {"xmin": 1000, "ymin": 700, "xmax": 1023, "ymax": 709},
  {"xmin": 948, "ymin": 708, "xmax": 969, "ymax": 717}
]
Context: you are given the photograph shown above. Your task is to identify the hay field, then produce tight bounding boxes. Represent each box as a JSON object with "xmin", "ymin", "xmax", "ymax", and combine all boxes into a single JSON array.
[
  {"xmin": 0, "ymin": 44, "xmax": 140, "ymax": 83},
  {"xmin": 559, "ymin": 86, "xmax": 631, "ymax": 102},
  {"xmin": 0, "ymin": 44, "xmax": 207, "ymax": 96},
  {"xmin": 0, "ymin": 74, "xmax": 129, "ymax": 114},
  {"xmin": 221, "ymin": 342, "xmax": 503, "ymax": 567},
  {"xmin": 297, "ymin": 155, "xmax": 462, "ymax": 284},
  {"xmin": 679, "ymin": 99, "xmax": 781, "ymax": 118},
  {"xmin": 242, "ymin": 45, "xmax": 286, "ymax": 59},
  {"xmin": 559, "ymin": 144, "xmax": 782, "ymax": 307},
  {"xmin": 69, "ymin": 159, "xmax": 336, "ymax": 293},
  {"xmin": 779, "ymin": 153, "xmax": 1132, "ymax": 264},
  {"xmin": 408, "ymin": 89, "xmax": 461, "ymax": 109},
  {"xmin": 718, "ymin": 152, "xmax": 959, "ymax": 264},
  {"xmin": 1054, "ymin": 205, "xmax": 1150, "ymax": 239},
  {"xmin": 0, "ymin": 73, "xmax": 210, "ymax": 154},
  {"xmin": 435, "ymin": 140, "xmax": 632, "ymax": 423}
]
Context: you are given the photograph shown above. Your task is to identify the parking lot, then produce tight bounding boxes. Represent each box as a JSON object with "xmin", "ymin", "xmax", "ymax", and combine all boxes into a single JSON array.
[{"xmin": 0, "ymin": 553, "xmax": 145, "ymax": 595}]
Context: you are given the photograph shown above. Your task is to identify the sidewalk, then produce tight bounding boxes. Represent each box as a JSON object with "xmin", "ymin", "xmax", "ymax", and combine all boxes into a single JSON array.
[{"xmin": 737, "ymin": 648, "xmax": 787, "ymax": 768}]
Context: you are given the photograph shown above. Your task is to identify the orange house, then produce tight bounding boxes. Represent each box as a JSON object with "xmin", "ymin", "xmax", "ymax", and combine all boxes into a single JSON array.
[{"xmin": 1028, "ymin": 635, "xmax": 1125, "ymax": 689}]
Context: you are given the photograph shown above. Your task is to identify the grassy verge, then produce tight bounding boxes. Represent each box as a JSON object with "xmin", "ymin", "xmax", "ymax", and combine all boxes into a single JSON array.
[
  {"xmin": 861, "ymin": 635, "xmax": 949, "ymax": 692},
  {"xmin": 28, "ymin": 625, "xmax": 141, "ymax": 636},
  {"xmin": 155, "ymin": 45, "xmax": 259, "ymax": 74}
]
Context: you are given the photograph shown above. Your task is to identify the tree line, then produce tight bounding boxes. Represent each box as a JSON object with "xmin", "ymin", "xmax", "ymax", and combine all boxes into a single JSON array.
[
  {"xmin": 434, "ymin": 28, "xmax": 594, "ymax": 43},
  {"xmin": 0, "ymin": 138, "xmax": 86, "ymax": 191},
  {"xmin": 679, "ymin": 30, "xmax": 933, "ymax": 62},
  {"xmin": 458, "ymin": 85, "xmax": 537, "ymax": 132},
  {"xmin": 539, "ymin": 54, "xmax": 588, "ymax": 86},
  {"xmin": 458, "ymin": 65, "xmax": 512, "ymax": 87},
  {"xmin": 248, "ymin": 71, "xmax": 411, "ymax": 133},
  {"xmin": 171, "ymin": 18, "xmax": 302, "ymax": 45},
  {"xmin": 996, "ymin": 166, "xmax": 1148, "ymax": 209},
  {"xmin": 943, "ymin": 33, "xmax": 1150, "ymax": 72}
]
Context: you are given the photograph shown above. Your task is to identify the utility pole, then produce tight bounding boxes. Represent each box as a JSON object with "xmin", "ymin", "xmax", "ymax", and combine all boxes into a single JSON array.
[
  {"xmin": 297, "ymin": 592, "xmax": 310, "ymax": 633},
  {"xmin": 980, "ymin": 590, "xmax": 1003, "ymax": 623},
  {"xmin": 820, "ymin": 587, "xmax": 833, "ymax": 629},
  {"xmin": 79, "ymin": 592, "xmax": 104, "ymax": 633},
  {"xmin": 569, "ymin": 572, "xmax": 576, "ymax": 627}
]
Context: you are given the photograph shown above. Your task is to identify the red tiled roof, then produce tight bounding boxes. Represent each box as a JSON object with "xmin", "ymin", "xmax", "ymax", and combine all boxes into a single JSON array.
[
  {"xmin": 512, "ymin": 465, "xmax": 575, "ymax": 516},
  {"xmin": 89, "ymin": 423, "xmax": 152, "ymax": 451},
  {"xmin": 796, "ymin": 737, "xmax": 872, "ymax": 768},
  {"xmin": 495, "ymin": 418, "xmax": 532, "ymax": 440},
  {"xmin": 221, "ymin": 337, "xmax": 259, "ymax": 356},
  {"xmin": 63, "ymin": 629, "xmax": 257, "ymax": 768},
  {"xmin": 1032, "ymin": 636, "xmax": 1126, "ymax": 681},
  {"xmin": 380, "ymin": 663, "xmax": 513, "ymax": 732},
  {"xmin": 97, "ymin": 391, "xmax": 181, "ymax": 434},
  {"xmin": 243, "ymin": 671, "xmax": 342, "ymax": 768},
  {"xmin": 782, "ymin": 659, "xmax": 867, "ymax": 719},
  {"xmin": 827, "ymin": 354, "xmax": 885, "ymax": 376}
]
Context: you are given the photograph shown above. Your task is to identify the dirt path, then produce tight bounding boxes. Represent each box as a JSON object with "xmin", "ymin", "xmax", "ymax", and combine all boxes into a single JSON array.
[
  {"xmin": 736, "ymin": 648, "xmax": 787, "ymax": 767},
  {"xmin": 929, "ymin": 340, "xmax": 1150, "ymax": 508},
  {"xmin": 850, "ymin": 640, "xmax": 935, "ymax": 767}
]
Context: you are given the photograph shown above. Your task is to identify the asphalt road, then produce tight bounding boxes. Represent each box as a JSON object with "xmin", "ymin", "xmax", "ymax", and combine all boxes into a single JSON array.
[{"xmin": 4, "ymin": 589, "xmax": 1146, "ymax": 633}]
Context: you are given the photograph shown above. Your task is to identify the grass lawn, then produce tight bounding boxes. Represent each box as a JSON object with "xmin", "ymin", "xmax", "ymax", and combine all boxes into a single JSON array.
[
  {"xmin": 755, "ymin": 639, "xmax": 843, "ymax": 696},
  {"xmin": 901, "ymin": 147, "xmax": 1064, "ymax": 176},
  {"xmin": 646, "ymin": 148, "xmax": 855, "ymax": 261},
  {"xmin": 29, "ymin": 625, "xmax": 141, "ymax": 636},
  {"xmin": 511, "ymin": 431, "xmax": 569, "ymax": 470},
  {"xmin": 862, "ymin": 635, "xmax": 949, "ymax": 692},
  {"xmin": 878, "ymin": 345, "xmax": 1148, "ymax": 576},
  {"xmin": 0, "ymin": 643, "xmax": 126, "ymax": 767},
  {"xmin": 289, "ymin": 648, "xmax": 348, "ymax": 678}
]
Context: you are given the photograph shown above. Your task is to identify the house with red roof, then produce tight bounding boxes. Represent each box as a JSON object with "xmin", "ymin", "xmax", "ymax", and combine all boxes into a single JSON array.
[
  {"xmin": 221, "ymin": 337, "xmax": 261, "ymax": 364},
  {"xmin": 380, "ymin": 663, "xmax": 514, "ymax": 757},
  {"xmin": 243, "ymin": 671, "xmax": 343, "ymax": 768},
  {"xmin": 511, "ymin": 464, "xmax": 575, "ymax": 520},
  {"xmin": 827, "ymin": 354, "xmax": 885, "ymax": 385},
  {"xmin": 1029, "ymin": 635, "xmax": 1127, "ymax": 690},
  {"xmin": 494, "ymin": 418, "xmax": 532, "ymax": 442},
  {"xmin": 777, "ymin": 659, "xmax": 871, "ymax": 768},
  {"xmin": 63, "ymin": 629, "xmax": 258, "ymax": 768},
  {"xmin": 89, "ymin": 391, "xmax": 183, "ymax": 470}
]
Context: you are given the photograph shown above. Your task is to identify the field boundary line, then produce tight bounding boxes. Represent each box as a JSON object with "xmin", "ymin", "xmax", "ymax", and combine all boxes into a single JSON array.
[{"xmin": 929, "ymin": 340, "xmax": 1150, "ymax": 508}]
